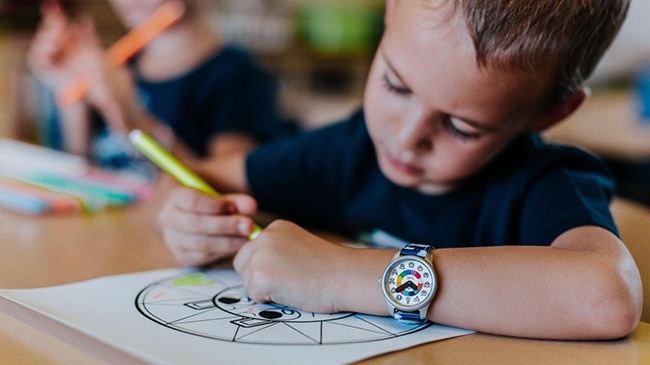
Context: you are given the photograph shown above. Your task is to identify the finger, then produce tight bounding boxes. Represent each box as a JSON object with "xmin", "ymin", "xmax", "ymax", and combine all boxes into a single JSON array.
[
  {"xmin": 223, "ymin": 194, "xmax": 258, "ymax": 216},
  {"xmin": 170, "ymin": 187, "xmax": 237, "ymax": 214},
  {"xmin": 39, "ymin": 3, "xmax": 68, "ymax": 36},
  {"xmin": 31, "ymin": 13, "xmax": 68, "ymax": 58},
  {"xmin": 169, "ymin": 211, "xmax": 255, "ymax": 237},
  {"xmin": 233, "ymin": 239, "xmax": 255, "ymax": 274},
  {"xmin": 233, "ymin": 242, "xmax": 258, "ymax": 300},
  {"xmin": 163, "ymin": 229, "xmax": 246, "ymax": 255},
  {"xmin": 164, "ymin": 230, "xmax": 246, "ymax": 266},
  {"xmin": 168, "ymin": 247, "xmax": 218, "ymax": 267}
]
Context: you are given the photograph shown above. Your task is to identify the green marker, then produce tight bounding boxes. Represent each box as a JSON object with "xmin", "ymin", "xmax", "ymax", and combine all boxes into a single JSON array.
[{"xmin": 129, "ymin": 129, "xmax": 262, "ymax": 240}]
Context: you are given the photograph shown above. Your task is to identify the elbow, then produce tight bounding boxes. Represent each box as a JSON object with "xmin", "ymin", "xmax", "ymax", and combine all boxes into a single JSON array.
[
  {"xmin": 580, "ymin": 264, "xmax": 643, "ymax": 339},
  {"xmin": 596, "ymin": 295, "xmax": 641, "ymax": 340}
]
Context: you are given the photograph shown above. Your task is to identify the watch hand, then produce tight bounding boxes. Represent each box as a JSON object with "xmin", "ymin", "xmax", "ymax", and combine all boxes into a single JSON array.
[{"xmin": 395, "ymin": 281, "xmax": 419, "ymax": 293}]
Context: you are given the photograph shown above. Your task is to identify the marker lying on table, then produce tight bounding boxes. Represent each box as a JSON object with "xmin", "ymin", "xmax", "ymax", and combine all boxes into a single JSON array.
[
  {"xmin": 129, "ymin": 129, "xmax": 262, "ymax": 240},
  {"xmin": 57, "ymin": 0, "xmax": 186, "ymax": 107}
]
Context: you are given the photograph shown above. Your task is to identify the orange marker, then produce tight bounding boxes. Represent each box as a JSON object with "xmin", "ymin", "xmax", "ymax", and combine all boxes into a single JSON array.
[{"xmin": 57, "ymin": 0, "xmax": 186, "ymax": 107}]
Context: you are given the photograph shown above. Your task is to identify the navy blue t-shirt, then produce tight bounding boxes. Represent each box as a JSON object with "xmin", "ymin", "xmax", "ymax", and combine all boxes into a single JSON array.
[
  {"xmin": 246, "ymin": 109, "xmax": 617, "ymax": 247},
  {"xmin": 133, "ymin": 44, "xmax": 282, "ymax": 157}
]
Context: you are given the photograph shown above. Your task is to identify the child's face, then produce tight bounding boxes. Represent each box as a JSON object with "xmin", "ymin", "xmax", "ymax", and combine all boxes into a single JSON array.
[
  {"xmin": 364, "ymin": 0, "xmax": 552, "ymax": 194},
  {"xmin": 109, "ymin": 0, "xmax": 171, "ymax": 28}
]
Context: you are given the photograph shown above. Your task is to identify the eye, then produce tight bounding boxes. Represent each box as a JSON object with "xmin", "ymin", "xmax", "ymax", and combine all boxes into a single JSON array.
[
  {"xmin": 443, "ymin": 116, "xmax": 482, "ymax": 140},
  {"xmin": 382, "ymin": 74, "xmax": 411, "ymax": 97}
]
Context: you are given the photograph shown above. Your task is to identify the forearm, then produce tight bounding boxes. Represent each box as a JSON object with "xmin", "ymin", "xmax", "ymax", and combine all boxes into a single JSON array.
[
  {"xmin": 430, "ymin": 244, "xmax": 638, "ymax": 339},
  {"xmin": 335, "ymin": 228, "xmax": 641, "ymax": 340},
  {"xmin": 57, "ymin": 103, "xmax": 92, "ymax": 156}
]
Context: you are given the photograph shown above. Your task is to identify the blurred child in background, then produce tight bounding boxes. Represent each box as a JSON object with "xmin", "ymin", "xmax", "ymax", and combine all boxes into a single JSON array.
[{"xmin": 27, "ymin": 0, "xmax": 285, "ymax": 179}]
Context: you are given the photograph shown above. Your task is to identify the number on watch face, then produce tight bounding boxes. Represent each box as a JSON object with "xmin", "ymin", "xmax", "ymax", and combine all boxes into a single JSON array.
[{"xmin": 388, "ymin": 258, "xmax": 434, "ymax": 307}]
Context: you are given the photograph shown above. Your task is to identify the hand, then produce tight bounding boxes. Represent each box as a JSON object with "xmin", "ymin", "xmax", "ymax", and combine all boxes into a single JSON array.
[
  {"xmin": 27, "ymin": 3, "xmax": 74, "ymax": 90},
  {"xmin": 233, "ymin": 220, "xmax": 352, "ymax": 314},
  {"xmin": 158, "ymin": 187, "xmax": 259, "ymax": 266},
  {"xmin": 27, "ymin": 3, "xmax": 141, "ymax": 133},
  {"xmin": 27, "ymin": 4, "xmax": 104, "ymax": 94}
]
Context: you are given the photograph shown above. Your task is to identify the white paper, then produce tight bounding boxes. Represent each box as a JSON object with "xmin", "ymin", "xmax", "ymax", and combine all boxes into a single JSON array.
[{"xmin": 0, "ymin": 268, "xmax": 473, "ymax": 365}]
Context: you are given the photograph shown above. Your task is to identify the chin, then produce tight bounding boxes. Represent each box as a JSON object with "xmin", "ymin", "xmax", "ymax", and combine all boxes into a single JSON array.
[
  {"xmin": 382, "ymin": 168, "xmax": 452, "ymax": 195},
  {"xmin": 381, "ymin": 167, "xmax": 422, "ymax": 190}
]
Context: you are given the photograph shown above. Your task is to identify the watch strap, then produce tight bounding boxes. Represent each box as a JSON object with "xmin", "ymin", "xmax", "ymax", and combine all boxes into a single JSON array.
[
  {"xmin": 399, "ymin": 243, "xmax": 433, "ymax": 258},
  {"xmin": 392, "ymin": 243, "xmax": 434, "ymax": 323}
]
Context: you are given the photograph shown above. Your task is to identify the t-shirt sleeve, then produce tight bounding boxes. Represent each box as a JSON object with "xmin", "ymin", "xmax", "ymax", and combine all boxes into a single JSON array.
[{"xmin": 517, "ymin": 148, "xmax": 618, "ymax": 245}]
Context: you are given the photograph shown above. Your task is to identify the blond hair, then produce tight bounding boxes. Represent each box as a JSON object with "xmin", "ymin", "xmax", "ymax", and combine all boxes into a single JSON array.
[{"xmin": 455, "ymin": 0, "xmax": 630, "ymax": 103}]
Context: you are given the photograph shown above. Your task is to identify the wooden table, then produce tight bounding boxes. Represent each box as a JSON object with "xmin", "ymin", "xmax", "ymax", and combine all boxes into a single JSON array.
[{"xmin": 1, "ymin": 190, "xmax": 650, "ymax": 364}]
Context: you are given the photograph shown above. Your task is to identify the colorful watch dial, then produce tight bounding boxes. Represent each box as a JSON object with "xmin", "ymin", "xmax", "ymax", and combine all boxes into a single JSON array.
[{"xmin": 384, "ymin": 256, "xmax": 436, "ymax": 310}]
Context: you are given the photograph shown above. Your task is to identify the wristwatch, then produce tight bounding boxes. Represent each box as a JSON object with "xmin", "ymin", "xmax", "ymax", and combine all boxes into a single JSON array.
[{"xmin": 380, "ymin": 243, "xmax": 437, "ymax": 323}]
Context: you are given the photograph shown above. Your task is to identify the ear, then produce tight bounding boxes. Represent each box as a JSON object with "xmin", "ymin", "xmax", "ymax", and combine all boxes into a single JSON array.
[
  {"xmin": 530, "ymin": 87, "xmax": 588, "ymax": 132},
  {"xmin": 384, "ymin": 0, "xmax": 397, "ymax": 26}
]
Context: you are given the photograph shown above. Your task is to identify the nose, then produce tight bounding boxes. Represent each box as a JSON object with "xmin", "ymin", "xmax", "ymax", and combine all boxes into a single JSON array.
[{"xmin": 395, "ymin": 112, "xmax": 434, "ymax": 153}]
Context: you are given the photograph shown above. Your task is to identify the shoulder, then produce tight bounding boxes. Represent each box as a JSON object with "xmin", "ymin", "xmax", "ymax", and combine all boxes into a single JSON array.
[
  {"xmin": 479, "ymin": 133, "xmax": 617, "ymax": 243},
  {"xmin": 202, "ymin": 44, "xmax": 268, "ymax": 77},
  {"xmin": 481, "ymin": 132, "xmax": 615, "ymax": 209},
  {"xmin": 144, "ymin": 44, "xmax": 269, "ymax": 86},
  {"xmin": 486, "ymin": 133, "xmax": 613, "ymax": 187}
]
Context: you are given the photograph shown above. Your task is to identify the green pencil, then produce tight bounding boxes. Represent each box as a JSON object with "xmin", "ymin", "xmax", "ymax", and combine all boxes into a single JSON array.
[{"xmin": 129, "ymin": 129, "xmax": 262, "ymax": 240}]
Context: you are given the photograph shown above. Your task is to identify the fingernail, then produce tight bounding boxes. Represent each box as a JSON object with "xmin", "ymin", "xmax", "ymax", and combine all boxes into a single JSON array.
[{"xmin": 239, "ymin": 220, "xmax": 251, "ymax": 235}]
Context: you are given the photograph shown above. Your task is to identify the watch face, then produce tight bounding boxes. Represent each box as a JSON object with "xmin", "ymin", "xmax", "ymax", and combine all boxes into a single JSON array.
[{"xmin": 383, "ymin": 256, "xmax": 436, "ymax": 310}]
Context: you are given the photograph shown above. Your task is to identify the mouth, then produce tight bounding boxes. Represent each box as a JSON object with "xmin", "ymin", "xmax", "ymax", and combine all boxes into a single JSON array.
[{"xmin": 385, "ymin": 152, "xmax": 424, "ymax": 176}]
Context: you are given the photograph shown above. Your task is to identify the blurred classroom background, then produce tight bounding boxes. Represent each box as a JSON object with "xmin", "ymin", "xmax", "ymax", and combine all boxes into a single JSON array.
[
  {"xmin": 1, "ymin": 0, "xmax": 650, "ymax": 206},
  {"xmin": 0, "ymin": 0, "xmax": 384, "ymax": 139}
]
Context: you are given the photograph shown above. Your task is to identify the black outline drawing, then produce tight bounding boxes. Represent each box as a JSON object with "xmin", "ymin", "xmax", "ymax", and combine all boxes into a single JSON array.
[{"xmin": 135, "ymin": 269, "xmax": 431, "ymax": 345}]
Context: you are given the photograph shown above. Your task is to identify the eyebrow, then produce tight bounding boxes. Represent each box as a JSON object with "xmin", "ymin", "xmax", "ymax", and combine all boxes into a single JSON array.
[{"xmin": 381, "ymin": 52, "xmax": 505, "ymax": 133}]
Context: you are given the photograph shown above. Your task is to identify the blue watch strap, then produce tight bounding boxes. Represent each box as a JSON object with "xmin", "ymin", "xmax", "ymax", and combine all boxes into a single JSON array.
[
  {"xmin": 400, "ymin": 243, "xmax": 433, "ymax": 258},
  {"xmin": 392, "ymin": 243, "xmax": 435, "ymax": 323},
  {"xmin": 394, "ymin": 310, "xmax": 423, "ymax": 322}
]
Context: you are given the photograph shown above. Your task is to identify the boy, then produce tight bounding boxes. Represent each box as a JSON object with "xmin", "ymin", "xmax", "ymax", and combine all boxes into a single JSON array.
[
  {"xmin": 158, "ymin": 0, "xmax": 642, "ymax": 340},
  {"xmin": 27, "ymin": 0, "xmax": 283, "ymax": 178}
]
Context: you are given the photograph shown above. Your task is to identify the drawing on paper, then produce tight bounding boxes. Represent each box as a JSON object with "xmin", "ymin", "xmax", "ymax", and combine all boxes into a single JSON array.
[{"xmin": 136, "ymin": 269, "xmax": 431, "ymax": 345}]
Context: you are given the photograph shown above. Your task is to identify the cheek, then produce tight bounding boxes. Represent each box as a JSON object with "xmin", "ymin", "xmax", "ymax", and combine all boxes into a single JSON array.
[
  {"xmin": 429, "ymin": 140, "xmax": 496, "ymax": 177},
  {"xmin": 363, "ymin": 83, "xmax": 395, "ymax": 142},
  {"xmin": 363, "ymin": 91, "xmax": 382, "ymax": 138},
  {"xmin": 444, "ymin": 142, "xmax": 503, "ymax": 175}
]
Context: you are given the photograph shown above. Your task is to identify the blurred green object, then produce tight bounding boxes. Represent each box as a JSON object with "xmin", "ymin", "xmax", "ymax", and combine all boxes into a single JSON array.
[{"xmin": 297, "ymin": 3, "xmax": 383, "ymax": 56}]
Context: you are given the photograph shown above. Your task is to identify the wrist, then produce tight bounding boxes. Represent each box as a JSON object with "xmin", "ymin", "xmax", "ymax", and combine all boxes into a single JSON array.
[{"xmin": 330, "ymin": 247, "xmax": 395, "ymax": 315}]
